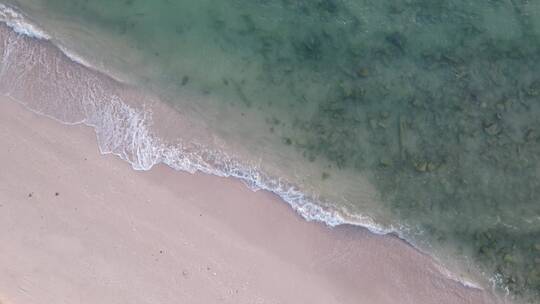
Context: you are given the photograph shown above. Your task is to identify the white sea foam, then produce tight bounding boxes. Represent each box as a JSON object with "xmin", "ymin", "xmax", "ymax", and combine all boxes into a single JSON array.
[
  {"xmin": 0, "ymin": 3, "xmax": 49, "ymax": 39},
  {"xmin": 85, "ymin": 96, "xmax": 370, "ymax": 229},
  {"xmin": 433, "ymin": 262, "xmax": 483, "ymax": 290},
  {"xmin": 57, "ymin": 44, "xmax": 93, "ymax": 69}
]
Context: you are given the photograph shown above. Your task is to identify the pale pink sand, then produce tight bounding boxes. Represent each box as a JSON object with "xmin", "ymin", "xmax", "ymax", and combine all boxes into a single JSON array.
[{"xmin": 0, "ymin": 98, "xmax": 502, "ymax": 304}]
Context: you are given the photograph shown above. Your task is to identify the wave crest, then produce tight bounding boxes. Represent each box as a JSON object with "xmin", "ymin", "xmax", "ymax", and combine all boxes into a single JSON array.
[{"xmin": 0, "ymin": 3, "xmax": 49, "ymax": 39}]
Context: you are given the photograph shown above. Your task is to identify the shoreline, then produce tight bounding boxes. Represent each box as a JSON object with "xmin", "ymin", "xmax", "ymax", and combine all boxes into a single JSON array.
[
  {"xmin": 0, "ymin": 5, "xmax": 508, "ymax": 302},
  {"xmin": 0, "ymin": 96, "xmax": 499, "ymax": 304}
]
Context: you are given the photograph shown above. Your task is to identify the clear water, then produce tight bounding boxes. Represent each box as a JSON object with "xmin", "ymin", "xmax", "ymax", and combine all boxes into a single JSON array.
[{"xmin": 5, "ymin": 0, "xmax": 540, "ymax": 301}]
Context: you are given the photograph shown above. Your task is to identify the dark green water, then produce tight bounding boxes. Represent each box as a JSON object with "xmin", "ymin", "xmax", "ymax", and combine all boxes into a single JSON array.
[{"xmin": 6, "ymin": 0, "xmax": 540, "ymax": 301}]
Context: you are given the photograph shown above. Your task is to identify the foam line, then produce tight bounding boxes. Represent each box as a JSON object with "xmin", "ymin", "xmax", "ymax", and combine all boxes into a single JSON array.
[{"xmin": 0, "ymin": 3, "xmax": 49, "ymax": 39}]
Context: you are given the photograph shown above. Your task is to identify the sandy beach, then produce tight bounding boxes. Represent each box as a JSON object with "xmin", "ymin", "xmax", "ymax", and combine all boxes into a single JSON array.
[
  {"xmin": 0, "ymin": 97, "xmax": 501, "ymax": 303},
  {"xmin": 0, "ymin": 0, "xmax": 538, "ymax": 301}
]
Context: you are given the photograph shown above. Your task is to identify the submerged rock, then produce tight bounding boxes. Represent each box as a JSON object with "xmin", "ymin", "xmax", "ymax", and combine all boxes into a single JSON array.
[
  {"xmin": 504, "ymin": 254, "xmax": 515, "ymax": 264},
  {"xmin": 525, "ymin": 129, "xmax": 537, "ymax": 142},
  {"xmin": 414, "ymin": 161, "xmax": 427, "ymax": 173},
  {"xmin": 385, "ymin": 32, "xmax": 406, "ymax": 52},
  {"xmin": 317, "ymin": 0, "xmax": 338, "ymax": 14},
  {"xmin": 379, "ymin": 157, "xmax": 393, "ymax": 167},
  {"xmin": 484, "ymin": 123, "xmax": 501, "ymax": 136},
  {"xmin": 427, "ymin": 162, "xmax": 437, "ymax": 172},
  {"xmin": 295, "ymin": 34, "xmax": 323, "ymax": 60},
  {"xmin": 356, "ymin": 67, "xmax": 369, "ymax": 78}
]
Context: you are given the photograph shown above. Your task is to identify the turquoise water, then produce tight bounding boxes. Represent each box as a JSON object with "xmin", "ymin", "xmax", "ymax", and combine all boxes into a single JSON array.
[{"xmin": 5, "ymin": 0, "xmax": 540, "ymax": 301}]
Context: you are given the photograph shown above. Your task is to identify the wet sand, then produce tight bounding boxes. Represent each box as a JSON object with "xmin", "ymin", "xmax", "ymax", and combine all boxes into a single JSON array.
[{"xmin": 0, "ymin": 97, "xmax": 501, "ymax": 304}]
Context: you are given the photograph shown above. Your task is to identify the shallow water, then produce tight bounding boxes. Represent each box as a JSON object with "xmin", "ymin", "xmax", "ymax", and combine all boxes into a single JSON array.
[{"xmin": 3, "ymin": 0, "xmax": 540, "ymax": 301}]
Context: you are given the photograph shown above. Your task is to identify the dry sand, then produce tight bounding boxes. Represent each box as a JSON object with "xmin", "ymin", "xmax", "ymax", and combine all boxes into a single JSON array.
[{"xmin": 0, "ymin": 97, "xmax": 503, "ymax": 304}]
